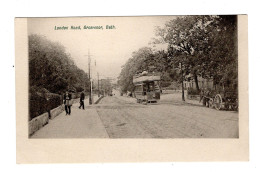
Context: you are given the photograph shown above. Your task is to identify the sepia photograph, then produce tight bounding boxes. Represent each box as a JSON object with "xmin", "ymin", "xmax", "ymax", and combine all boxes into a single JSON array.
[
  {"xmin": 15, "ymin": 14, "xmax": 249, "ymax": 163},
  {"xmin": 26, "ymin": 16, "xmax": 239, "ymax": 139}
]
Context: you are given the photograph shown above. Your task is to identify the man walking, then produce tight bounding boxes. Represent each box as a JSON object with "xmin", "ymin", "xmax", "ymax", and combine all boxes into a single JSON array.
[
  {"xmin": 64, "ymin": 90, "xmax": 72, "ymax": 115},
  {"xmin": 79, "ymin": 91, "xmax": 85, "ymax": 110}
]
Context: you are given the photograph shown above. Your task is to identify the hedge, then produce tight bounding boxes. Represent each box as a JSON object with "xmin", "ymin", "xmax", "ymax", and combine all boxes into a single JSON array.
[
  {"xmin": 29, "ymin": 92, "xmax": 62, "ymax": 121},
  {"xmin": 29, "ymin": 88, "xmax": 89, "ymax": 121},
  {"xmin": 187, "ymin": 88, "xmax": 201, "ymax": 95}
]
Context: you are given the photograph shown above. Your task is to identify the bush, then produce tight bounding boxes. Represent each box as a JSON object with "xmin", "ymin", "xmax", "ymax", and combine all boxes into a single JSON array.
[
  {"xmin": 47, "ymin": 93, "xmax": 62, "ymax": 111},
  {"xmin": 29, "ymin": 93, "xmax": 48, "ymax": 121},
  {"xmin": 29, "ymin": 91, "xmax": 62, "ymax": 121},
  {"xmin": 187, "ymin": 88, "xmax": 200, "ymax": 95},
  {"xmin": 72, "ymin": 92, "xmax": 81, "ymax": 99}
]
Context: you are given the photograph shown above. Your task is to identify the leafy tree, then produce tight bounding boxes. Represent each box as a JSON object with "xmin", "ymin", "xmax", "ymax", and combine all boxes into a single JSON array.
[
  {"xmin": 29, "ymin": 34, "xmax": 90, "ymax": 94},
  {"xmin": 118, "ymin": 47, "xmax": 179, "ymax": 92},
  {"xmin": 155, "ymin": 15, "xmax": 237, "ymax": 91}
]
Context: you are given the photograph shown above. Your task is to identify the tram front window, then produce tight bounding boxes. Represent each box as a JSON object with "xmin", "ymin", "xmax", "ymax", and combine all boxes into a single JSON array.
[{"xmin": 148, "ymin": 82, "xmax": 154, "ymax": 92}]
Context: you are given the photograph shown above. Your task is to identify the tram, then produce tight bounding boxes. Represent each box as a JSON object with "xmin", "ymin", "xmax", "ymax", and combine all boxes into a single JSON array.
[{"xmin": 133, "ymin": 72, "xmax": 161, "ymax": 104}]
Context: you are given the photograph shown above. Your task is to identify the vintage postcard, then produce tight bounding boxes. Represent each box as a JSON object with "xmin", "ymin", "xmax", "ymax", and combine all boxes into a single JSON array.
[{"xmin": 16, "ymin": 15, "xmax": 248, "ymax": 163}]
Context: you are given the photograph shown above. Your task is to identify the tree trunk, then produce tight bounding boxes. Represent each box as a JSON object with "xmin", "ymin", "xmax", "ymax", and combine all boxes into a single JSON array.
[
  {"xmin": 193, "ymin": 73, "xmax": 200, "ymax": 91},
  {"xmin": 180, "ymin": 63, "xmax": 185, "ymax": 101}
]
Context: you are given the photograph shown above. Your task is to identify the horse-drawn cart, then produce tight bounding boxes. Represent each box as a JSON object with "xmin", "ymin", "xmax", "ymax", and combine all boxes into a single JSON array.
[{"xmin": 200, "ymin": 89, "xmax": 238, "ymax": 111}]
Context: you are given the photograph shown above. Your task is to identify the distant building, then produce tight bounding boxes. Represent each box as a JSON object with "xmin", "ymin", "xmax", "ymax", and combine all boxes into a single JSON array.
[{"xmin": 184, "ymin": 76, "xmax": 214, "ymax": 90}]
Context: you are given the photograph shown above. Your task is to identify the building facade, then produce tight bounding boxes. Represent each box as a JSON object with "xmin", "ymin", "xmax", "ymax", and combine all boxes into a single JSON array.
[{"xmin": 184, "ymin": 76, "xmax": 214, "ymax": 90}]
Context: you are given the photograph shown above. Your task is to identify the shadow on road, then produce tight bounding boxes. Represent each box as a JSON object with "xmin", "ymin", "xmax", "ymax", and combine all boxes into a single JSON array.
[{"xmin": 158, "ymin": 101, "xmax": 203, "ymax": 108}]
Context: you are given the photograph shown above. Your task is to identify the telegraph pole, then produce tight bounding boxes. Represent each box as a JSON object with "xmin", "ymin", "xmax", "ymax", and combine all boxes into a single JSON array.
[
  {"xmin": 88, "ymin": 50, "xmax": 92, "ymax": 105},
  {"xmin": 97, "ymin": 72, "xmax": 100, "ymax": 97}
]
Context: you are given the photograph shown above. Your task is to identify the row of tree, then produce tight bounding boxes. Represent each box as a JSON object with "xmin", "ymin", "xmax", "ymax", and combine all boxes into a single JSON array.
[
  {"xmin": 117, "ymin": 47, "xmax": 178, "ymax": 93},
  {"xmin": 29, "ymin": 34, "xmax": 90, "ymax": 95},
  {"xmin": 118, "ymin": 15, "xmax": 238, "ymax": 93}
]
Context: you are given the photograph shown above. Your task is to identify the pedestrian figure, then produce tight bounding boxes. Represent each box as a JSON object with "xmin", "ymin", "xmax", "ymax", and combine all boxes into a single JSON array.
[
  {"xmin": 64, "ymin": 90, "xmax": 72, "ymax": 115},
  {"xmin": 79, "ymin": 91, "xmax": 85, "ymax": 109}
]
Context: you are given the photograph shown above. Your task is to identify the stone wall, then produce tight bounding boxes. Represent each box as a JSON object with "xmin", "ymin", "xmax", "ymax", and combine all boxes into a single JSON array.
[
  {"xmin": 50, "ymin": 105, "xmax": 64, "ymax": 120},
  {"xmin": 94, "ymin": 95, "xmax": 104, "ymax": 104},
  {"xmin": 29, "ymin": 112, "xmax": 49, "ymax": 136}
]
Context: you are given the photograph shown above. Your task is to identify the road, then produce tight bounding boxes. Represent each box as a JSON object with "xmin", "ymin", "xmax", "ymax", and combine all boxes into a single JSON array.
[
  {"xmin": 96, "ymin": 95, "xmax": 238, "ymax": 138},
  {"xmin": 32, "ymin": 94, "xmax": 238, "ymax": 138}
]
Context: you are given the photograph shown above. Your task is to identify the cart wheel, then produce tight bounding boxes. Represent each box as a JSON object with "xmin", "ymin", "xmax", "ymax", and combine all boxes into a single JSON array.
[
  {"xmin": 214, "ymin": 94, "xmax": 222, "ymax": 110},
  {"xmin": 209, "ymin": 98, "xmax": 214, "ymax": 108}
]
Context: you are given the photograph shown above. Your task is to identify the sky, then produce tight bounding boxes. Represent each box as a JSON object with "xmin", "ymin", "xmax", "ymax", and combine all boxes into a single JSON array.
[{"xmin": 28, "ymin": 16, "xmax": 176, "ymax": 80}]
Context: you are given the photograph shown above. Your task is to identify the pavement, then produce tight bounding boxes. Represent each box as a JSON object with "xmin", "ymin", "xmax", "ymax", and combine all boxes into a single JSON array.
[
  {"xmin": 31, "ymin": 93, "xmax": 238, "ymax": 138},
  {"xmin": 31, "ymin": 95, "xmax": 108, "ymax": 138}
]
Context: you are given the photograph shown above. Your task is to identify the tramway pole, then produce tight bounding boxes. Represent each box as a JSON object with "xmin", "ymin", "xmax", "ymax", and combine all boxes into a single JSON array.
[
  {"xmin": 88, "ymin": 51, "xmax": 92, "ymax": 105},
  {"xmin": 97, "ymin": 72, "xmax": 100, "ymax": 97}
]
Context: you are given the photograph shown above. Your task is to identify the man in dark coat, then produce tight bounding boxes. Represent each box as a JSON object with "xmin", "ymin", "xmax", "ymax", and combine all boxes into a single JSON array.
[
  {"xmin": 79, "ymin": 91, "xmax": 85, "ymax": 110},
  {"xmin": 64, "ymin": 91, "xmax": 72, "ymax": 115}
]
